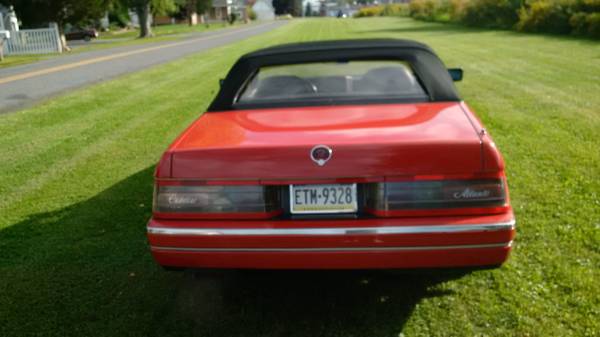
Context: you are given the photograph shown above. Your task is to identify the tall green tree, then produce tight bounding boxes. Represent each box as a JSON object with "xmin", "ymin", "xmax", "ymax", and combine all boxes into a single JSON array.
[
  {"xmin": 7, "ymin": 0, "xmax": 112, "ymax": 50},
  {"xmin": 175, "ymin": 0, "xmax": 212, "ymax": 26},
  {"xmin": 122, "ymin": 0, "xmax": 177, "ymax": 37},
  {"xmin": 7, "ymin": 0, "xmax": 112, "ymax": 29},
  {"xmin": 273, "ymin": 0, "xmax": 301, "ymax": 16},
  {"xmin": 305, "ymin": 1, "xmax": 312, "ymax": 17}
]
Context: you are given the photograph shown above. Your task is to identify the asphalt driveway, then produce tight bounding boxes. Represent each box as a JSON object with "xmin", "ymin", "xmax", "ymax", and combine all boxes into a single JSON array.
[{"xmin": 0, "ymin": 21, "xmax": 287, "ymax": 113}]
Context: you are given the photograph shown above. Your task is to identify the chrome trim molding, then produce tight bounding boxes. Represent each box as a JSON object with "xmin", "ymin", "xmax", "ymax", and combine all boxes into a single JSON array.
[
  {"xmin": 147, "ymin": 220, "xmax": 515, "ymax": 237},
  {"xmin": 151, "ymin": 241, "xmax": 512, "ymax": 253}
]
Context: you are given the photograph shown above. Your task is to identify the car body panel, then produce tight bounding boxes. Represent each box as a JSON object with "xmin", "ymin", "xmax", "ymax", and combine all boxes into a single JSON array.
[
  {"xmin": 148, "ymin": 213, "xmax": 515, "ymax": 269},
  {"xmin": 151, "ymin": 246, "xmax": 512, "ymax": 269},
  {"xmin": 147, "ymin": 39, "xmax": 514, "ymax": 270},
  {"xmin": 148, "ymin": 211, "xmax": 515, "ymax": 269},
  {"xmin": 459, "ymin": 102, "xmax": 505, "ymax": 171},
  {"xmin": 148, "ymin": 213, "xmax": 515, "ymax": 249},
  {"xmin": 165, "ymin": 102, "xmax": 484, "ymax": 180}
]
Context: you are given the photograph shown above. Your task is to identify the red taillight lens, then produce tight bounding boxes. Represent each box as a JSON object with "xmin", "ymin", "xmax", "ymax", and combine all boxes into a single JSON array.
[
  {"xmin": 153, "ymin": 184, "xmax": 281, "ymax": 218},
  {"xmin": 366, "ymin": 179, "xmax": 507, "ymax": 215}
]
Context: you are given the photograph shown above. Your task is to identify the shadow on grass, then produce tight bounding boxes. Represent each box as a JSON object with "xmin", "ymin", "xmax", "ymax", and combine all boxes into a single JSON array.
[
  {"xmin": 0, "ymin": 166, "xmax": 472, "ymax": 337},
  {"xmin": 152, "ymin": 268, "xmax": 470, "ymax": 337}
]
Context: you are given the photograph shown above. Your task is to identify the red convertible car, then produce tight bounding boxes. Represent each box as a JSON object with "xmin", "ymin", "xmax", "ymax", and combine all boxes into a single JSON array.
[{"xmin": 147, "ymin": 39, "xmax": 515, "ymax": 270}]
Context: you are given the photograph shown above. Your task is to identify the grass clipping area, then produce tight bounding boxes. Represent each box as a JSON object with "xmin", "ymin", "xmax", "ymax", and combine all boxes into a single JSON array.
[{"xmin": 0, "ymin": 18, "xmax": 599, "ymax": 337}]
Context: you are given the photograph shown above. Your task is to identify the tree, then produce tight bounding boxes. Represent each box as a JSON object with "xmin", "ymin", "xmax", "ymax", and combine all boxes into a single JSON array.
[
  {"xmin": 122, "ymin": 0, "xmax": 177, "ymax": 37},
  {"xmin": 305, "ymin": 1, "xmax": 312, "ymax": 16},
  {"xmin": 7, "ymin": 0, "xmax": 113, "ymax": 50},
  {"xmin": 175, "ymin": 0, "xmax": 212, "ymax": 26},
  {"xmin": 7, "ymin": 0, "xmax": 112, "ymax": 28},
  {"xmin": 273, "ymin": 0, "xmax": 301, "ymax": 16}
]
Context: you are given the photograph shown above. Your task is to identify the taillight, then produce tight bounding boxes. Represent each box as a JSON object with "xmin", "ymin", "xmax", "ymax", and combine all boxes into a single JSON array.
[
  {"xmin": 366, "ymin": 178, "xmax": 508, "ymax": 216},
  {"xmin": 153, "ymin": 184, "xmax": 281, "ymax": 219}
]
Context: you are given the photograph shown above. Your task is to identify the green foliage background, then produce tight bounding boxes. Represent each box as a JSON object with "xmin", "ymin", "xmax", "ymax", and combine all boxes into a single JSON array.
[{"xmin": 356, "ymin": 0, "xmax": 600, "ymax": 38}]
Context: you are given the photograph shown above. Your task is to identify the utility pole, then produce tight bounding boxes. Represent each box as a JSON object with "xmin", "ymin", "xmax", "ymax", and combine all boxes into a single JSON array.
[
  {"xmin": 0, "ymin": 31, "xmax": 9, "ymax": 62},
  {"xmin": 0, "ymin": 13, "xmax": 8, "ymax": 61}
]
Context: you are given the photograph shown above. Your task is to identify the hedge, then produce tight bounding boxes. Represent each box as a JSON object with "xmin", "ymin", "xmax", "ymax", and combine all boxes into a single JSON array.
[
  {"xmin": 517, "ymin": 0, "xmax": 600, "ymax": 38},
  {"xmin": 354, "ymin": 4, "xmax": 409, "ymax": 18},
  {"xmin": 360, "ymin": 0, "xmax": 599, "ymax": 39}
]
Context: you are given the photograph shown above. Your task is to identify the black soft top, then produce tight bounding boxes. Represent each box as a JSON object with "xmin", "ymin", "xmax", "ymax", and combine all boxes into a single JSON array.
[{"xmin": 207, "ymin": 39, "xmax": 460, "ymax": 111}]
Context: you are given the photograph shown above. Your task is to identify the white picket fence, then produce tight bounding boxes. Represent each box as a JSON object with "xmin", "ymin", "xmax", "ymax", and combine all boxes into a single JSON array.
[{"xmin": 2, "ymin": 26, "xmax": 61, "ymax": 55}]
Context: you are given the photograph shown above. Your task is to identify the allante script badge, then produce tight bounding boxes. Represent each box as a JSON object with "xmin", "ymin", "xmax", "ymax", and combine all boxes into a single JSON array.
[
  {"xmin": 453, "ymin": 188, "xmax": 491, "ymax": 199},
  {"xmin": 310, "ymin": 145, "xmax": 332, "ymax": 166}
]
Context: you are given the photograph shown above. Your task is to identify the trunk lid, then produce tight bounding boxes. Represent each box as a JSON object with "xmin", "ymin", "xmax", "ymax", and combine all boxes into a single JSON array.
[{"xmin": 168, "ymin": 103, "xmax": 482, "ymax": 180}]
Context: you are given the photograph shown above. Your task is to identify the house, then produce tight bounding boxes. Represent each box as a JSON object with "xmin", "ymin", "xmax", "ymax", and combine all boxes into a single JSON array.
[
  {"xmin": 252, "ymin": 0, "xmax": 275, "ymax": 20},
  {"xmin": 127, "ymin": 0, "xmax": 248, "ymax": 27},
  {"xmin": 207, "ymin": 0, "xmax": 248, "ymax": 21},
  {"xmin": 208, "ymin": 0, "xmax": 230, "ymax": 20}
]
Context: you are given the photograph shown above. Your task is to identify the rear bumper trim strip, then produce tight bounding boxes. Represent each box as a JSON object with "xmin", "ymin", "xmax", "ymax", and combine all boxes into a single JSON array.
[
  {"xmin": 151, "ymin": 241, "xmax": 512, "ymax": 253},
  {"xmin": 147, "ymin": 220, "xmax": 515, "ymax": 237}
]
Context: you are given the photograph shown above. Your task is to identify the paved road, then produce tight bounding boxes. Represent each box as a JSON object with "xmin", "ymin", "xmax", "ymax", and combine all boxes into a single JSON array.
[{"xmin": 0, "ymin": 21, "xmax": 286, "ymax": 113}]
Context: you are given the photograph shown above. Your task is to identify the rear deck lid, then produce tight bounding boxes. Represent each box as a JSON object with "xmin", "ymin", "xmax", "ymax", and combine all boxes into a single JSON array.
[{"xmin": 168, "ymin": 103, "xmax": 482, "ymax": 180}]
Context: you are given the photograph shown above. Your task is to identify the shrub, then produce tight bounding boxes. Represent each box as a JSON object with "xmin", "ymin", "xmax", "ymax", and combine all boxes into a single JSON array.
[
  {"xmin": 434, "ymin": 0, "xmax": 453, "ymax": 21},
  {"xmin": 248, "ymin": 8, "xmax": 257, "ymax": 21},
  {"xmin": 570, "ymin": 11, "xmax": 600, "ymax": 37},
  {"xmin": 449, "ymin": 0, "xmax": 466, "ymax": 20},
  {"xmin": 108, "ymin": 2, "xmax": 130, "ymax": 28},
  {"xmin": 354, "ymin": 6, "xmax": 384, "ymax": 18},
  {"xmin": 380, "ymin": 4, "xmax": 410, "ymax": 17},
  {"xmin": 580, "ymin": 0, "xmax": 600, "ymax": 12},
  {"xmin": 570, "ymin": 11, "xmax": 589, "ymax": 33},
  {"xmin": 354, "ymin": 4, "xmax": 409, "ymax": 18},
  {"xmin": 587, "ymin": 12, "xmax": 600, "ymax": 38},
  {"xmin": 409, "ymin": 0, "xmax": 438, "ymax": 21},
  {"xmin": 457, "ymin": 0, "xmax": 520, "ymax": 28},
  {"xmin": 517, "ymin": 0, "xmax": 573, "ymax": 34},
  {"xmin": 408, "ymin": 0, "xmax": 453, "ymax": 21},
  {"xmin": 402, "ymin": 0, "xmax": 599, "ymax": 39}
]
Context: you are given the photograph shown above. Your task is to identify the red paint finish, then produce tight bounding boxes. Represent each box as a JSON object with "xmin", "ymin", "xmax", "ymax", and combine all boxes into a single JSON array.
[
  {"xmin": 147, "ymin": 214, "xmax": 515, "ymax": 249},
  {"xmin": 152, "ymin": 246, "xmax": 512, "ymax": 269},
  {"xmin": 149, "ymin": 102, "xmax": 515, "ymax": 269},
  {"xmin": 161, "ymin": 103, "xmax": 484, "ymax": 179}
]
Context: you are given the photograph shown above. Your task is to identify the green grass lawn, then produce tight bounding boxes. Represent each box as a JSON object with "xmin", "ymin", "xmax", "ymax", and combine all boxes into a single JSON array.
[
  {"xmin": 98, "ymin": 21, "xmax": 235, "ymax": 40},
  {"xmin": 0, "ymin": 54, "xmax": 56, "ymax": 68},
  {"xmin": 1, "ymin": 17, "xmax": 599, "ymax": 337}
]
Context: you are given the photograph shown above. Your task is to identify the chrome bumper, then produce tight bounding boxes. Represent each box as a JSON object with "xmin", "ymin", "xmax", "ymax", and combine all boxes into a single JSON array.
[
  {"xmin": 147, "ymin": 220, "xmax": 515, "ymax": 237},
  {"xmin": 150, "ymin": 241, "xmax": 512, "ymax": 253}
]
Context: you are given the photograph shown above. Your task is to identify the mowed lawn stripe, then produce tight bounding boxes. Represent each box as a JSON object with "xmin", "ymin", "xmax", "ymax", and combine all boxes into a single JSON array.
[
  {"xmin": 0, "ymin": 18, "xmax": 598, "ymax": 337},
  {"xmin": 0, "ymin": 56, "xmax": 222, "ymax": 215},
  {"xmin": 340, "ymin": 20, "xmax": 599, "ymax": 334},
  {"xmin": 0, "ymin": 23, "xmax": 299, "ymax": 222}
]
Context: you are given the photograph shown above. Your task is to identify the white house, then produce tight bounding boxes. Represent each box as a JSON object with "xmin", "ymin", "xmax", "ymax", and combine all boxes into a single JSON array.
[
  {"xmin": 208, "ymin": 0, "xmax": 248, "ymax": 21},
  {"xmin": 252, "ymin": 0, "xmax": 275, "ymax": 20}
]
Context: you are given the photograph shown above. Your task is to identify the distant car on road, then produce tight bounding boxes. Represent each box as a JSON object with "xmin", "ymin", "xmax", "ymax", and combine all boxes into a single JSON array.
[
  {"xmin": 65, "ymin": 27, "xmax": 98, "ymax": 41},
  {"xmin": 147, "ymin": 39, "xmax": 515, "ymax": 270}
]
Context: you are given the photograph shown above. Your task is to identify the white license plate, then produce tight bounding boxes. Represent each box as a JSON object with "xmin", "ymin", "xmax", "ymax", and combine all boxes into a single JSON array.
[{"xmin": 290, "ymin": 184, "xmax": 357, "ymax": 214}]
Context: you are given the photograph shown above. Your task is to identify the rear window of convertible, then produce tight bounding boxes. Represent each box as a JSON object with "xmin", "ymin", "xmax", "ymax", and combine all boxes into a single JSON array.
[{"xmin": 235, "ymin": 61, "xmax": 428, "ymax": 105}]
